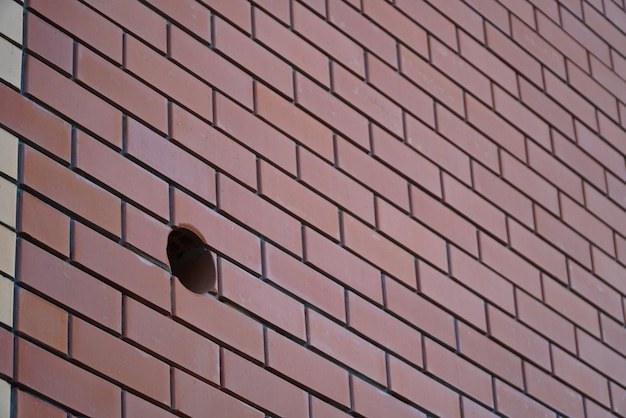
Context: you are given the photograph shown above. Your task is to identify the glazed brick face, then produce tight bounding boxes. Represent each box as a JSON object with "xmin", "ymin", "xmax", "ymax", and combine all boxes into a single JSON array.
[{"xmin": 7, "ymin": 0, "xmax": 626, "ymax": 417}]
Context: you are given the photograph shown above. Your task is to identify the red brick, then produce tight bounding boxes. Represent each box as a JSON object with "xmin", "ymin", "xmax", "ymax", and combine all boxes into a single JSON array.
[
  {"xmin": 516, "ymin": 289, "xmax": 576, "ymax": 352},
  {"xmin": 260, "ymin": 160, "xmax": 338, "ymax": 239},
  {"xmin": 173, "ymin": 279, "xmax": 264, "ymax": 361},
  {"xmin": 15, "ymin": 390, "xmax": 66, "ymax": 418},
  {"xmin": 201, "ymin": 0, "xmax": 251, "ymax": 33},
  {"xmin": 75, "ymin": 45, "xmax": 167, "ymax": 134},
  {"xmin": 215, "ymin": 93, "xmax": 296, "ymax": 175},
  {"xmin": 124, "ymin": 205, "xmax": 170, "ymax": 264},
  {"xmin": 411, "ymin": 185, "xmax": 478, "ymax": 256},
  {"xmin": 372, "ymin": 125, "xmax": 441, "ymax": 199},
  {"xmin": 71, "ymin": 317, "xmax": 170, "ymax": 403},
  {"xmin": 19, "ymin": 240, "xmax": 122, "ymax": 332},
  {"xmin": 511, "ymin": 16, "xmax": 566, "ymax": 79},
  {"xmin": 528, "ymin": 141, "xmax": 584, "ymax": 203},
  {"xmin": 172, "ymin": 103, "xmax": 257, "ymax": 187},
  {"xmin": 546, "ymin": 72, "xmax": 597, "ymax": 131},
  {"xmin": 73, "ymin": 222, "xmax": 170, "ymax": 310},
  {"xmin": 254, "ymin": 8, "xmax": 329, "ymax": 86},
  {"xmin": 308, "ymin": 309, "xmax": 386, "ymax": 384},
  {"xmin": 0, "ymin": 327, "xmax": 12, "ymax": 378},
  {"xmin": 173, "ymin": 369, "xmax": 262, "ymax": 418},
  {"xmin": 576, "ymin": 120, "xmax": 626, "ymax": 180},
  {"xmin": 553, "ymin": 130, "xmax": 607, "ymax": 192},
  {"xmin": 169, "ymin": 25, "xmax": 253, "ymax": 109},
  {"xmin": 125, "ymin": 393, "xmax": 177, "ymax": 418},
  {"xmin": 466, "ymin": 94, "xmax": 525, "ymax": 160},
  {"xmin": 459, "ymin": 31, "xmax": 518, "ymax": 97},
  {"xmin": 494, "ymin": 379, "xmax": 556, "ymax": 418},
  {"xmin": 25, "ymin": 13, "xmax": 73, "ymax": 74},
  {"xmin": 584, "ymin": 399, "xmax": 615, "ymax": 418},
  {"xmin": 332, "ymin": 62, "xmax": 403, "ymax": 137},
  {"xmin": 297, "ymin": 79, "xmax": 369, "ymax": 154},
  {"xmin": 83, "ymin": 0, "xmax": 166, "ymax": 51},
  {"xmin": 76, "ymin": 129, "xmax": 170, "ymax": 219},
  {"xmin": 0, "ymin": 83, "xmax": 71, "ymax": 162},
  {"xmin": 601, "ymin": 313, "xmax": 626, "ymax": 353},
  {"xmin": 425, "ymin": 338, "xmax": 494, "ymax": 406},
  {"xmin": 19, "ymin": 192, "xmax": 70, "ymax": 256},
  {"xmin": 303, "ymin": 227, "xmax": 382, "ymax": 304},
  {"xmin": 502, "ymin": 152, "xmax": 560, "ymax": 215},
  {"xmin": 218, "ymin": 174, "xmax": 302, "ymax": 255},
  {"xmin": 486, "ymin": 24, "xmax": 543, "ymax": 88},
  {"xmin": 348, "ymin": 291, "xmax": 422, "ymax": 366},
  {"xmin": 256, "ymin": 83, "xmax": 333, "ymax": 162},
  {"xmin": 293, "ymin": 2, "xmax": 364, "ymax": 77},
  {"xmin": 552, "ymin": 345, "xmax": 610, "ymax": 405},
  {"xmin": 493, "ymin": 86, "xmax": 551, "ymax": 150},
  {"xmin": 561, "ymin": 194, "xmax": 614, "ymax": 255},
  {"xmin": 16, "ymin": 338, "xmax": 121, "ymax": 417},
  {"xmin": 143, "ymin": 0, "xmax": 211, "ymax": 40},
  {"xmin": 519, "ymin": 77, "xmax": 575, "ymax": 140},
  {"xmin": 385, "ymin": 277, "xmax": 456, "ymax": 348},
  {"xmin": 221, "ymin": 258, "xmax": 305, "ymax": 339},
  {"xmin": 436, "ymin": 105, "xmax": 499, "ymax": 172},
  {"xmin": 618, "ymin": 234, "xmax": 626, "ymax": 266},
  {"xmin": 586, "ymin": 183, "xmax": 626, "ymax": 236},
  {"xmin": 299, "ymin": 147, "xmax": 375, "ymax": 225},
  {"xmin": 125, "ymin": 35, "xmax": 212, "ymax": 119},
  {"xmin": 458, "ymin": 322, "xmax": 523, "ymax": 388},
  {"xmin": 431, "ymin": 38, "xmax": 492, "ymax": 107},
  {"xmin": 214, "ymin": 17, "xmax": 292, "ymax": 97},
  {"xmin": 310, "ymin": 396, "xmax": 351, "ymax": 418},
  {"xmin": 428, "ymin": 1, "xmax": 485, "ymax": 43},
  {"xmin": 342, "ymin": 211, "xmax": 414, "ymax": 287},
  {"xmin": 591, "ymin": 245, "xmax": 626, "ymax": 295},
  {"xmin": 525, "ymin": 363, "xmax": 585, "ymax": 418},
  {"xmin": 450, "ymin": 247, "xmax": 515, "ymax": 314},
  {"xmin": 570, "ymin": 260, "xmax": 622, "ymax": 321},
  {"xmin": 17, "ymin": 289, "xmax": 68, "ymax": 353},
  {"xmin": 382, "ymin": 357, "xmax": 461, "ymax": 418},
  {"xmin": 545, "ymin": 276, "xmax": 600, "ymax": 335},
  {"xmin": 487, "ymin": 306, "xmax": 551, "ymax": 370},
  {"xmin": 25, "ymin": 55, "xmax": 123, "ymax": 148},
  {"xmin": 613, "ymin": 382, "xmax": 626, "ymax": 417},
  {"xmin": 264, "ymin": 241, "xmax": 345, "ymax": 322},
  {"xmin": 497, "ymin": 0, "xmax": 535, "ymax": 28},
  {"xmin": 336, "ymin": 137, "xmax": 410, "ymax": 210},
  {"xmin": 535, "ymin": 205, "xmax": 591, "ymax": 268},
  {"xmin": 327, "ymin": 0, "xmax": 397, "ymax": 67},
  {"xmin": 22, "ymin": 146, "xmax": 121, "ymax": 235},
  {"xmin": 173, "ymin": 189, "xmax": 262, "ymax": 274},
  {"xmin": 561, "ymin": 7, "xmax": 610, "ymax": 65},
  {"xmin": 604, "ymin": 0, "xmax": 626, "ymax": 34},
  {"xmin": 607, "ymin": 172, "xmax": 626, "ymax": 210},
  {"xmin": 472, "ymin": 162, "xmax": 534, "ymax": 228},
  {"xmin": 567, "ymin": 60, "xmax": 619, "ymax": 121},
  {"xmin": 222, "ymin": 350, "xmax": 308, "ymax": 418},
  {"xmin": 124, "ymin": 297, "xmax": 219, "ymax": 383},
  {"xmin": 396, "ymin": 0, "xmax": 458, "ymax": 50},
  {"xmin": 266, "ymin": 328, "xmax": 350, "ymax": 406},
  {"xmin": 368, "ymin": 52, "xmax": 436, "ymax": 127},
  {"xmin": 480, "ymin": 232, "xmax": 542, "ymax": 297},
  {"xmin": 463, "ymin": 0, "xmax": 510, "ymax": 34},
  {"xmin": 251, "ymin": 0, "xmax": 289, "ymax": 23},
  {"xmin": 29, "ymin": 0, "xmax": 122, "ymax": 62},
  {"xmin": 584, "ymin": 3, "xmax": 626, "ymax": 69},
  {"xmin": 419, "ymin": 261, "xmax": 487, "ymax": 331},
  {"xmin": 462, "ymin": 397, "xmax": 499, "ymax": 418},
  {"xmin": 354, "ymin": 374, "xmax": 428, "ymax": 418},
  {"xmin": 126, "ymin": 118, "xmax": 216, "ymax": 205},
  {"xmin": 444, "ymin": 173, "xmax": 507, "ymax": 241},
  {"xmin": 537, "ymin": 13, "xmax": 588, "ymax": 73},
  {"xmin": 405, "ymin": 113, "xmax": 472, "ymax": 184},
  {"xmin": 362, "ymin": 0, "xmax": 428, "ymax": 58}
]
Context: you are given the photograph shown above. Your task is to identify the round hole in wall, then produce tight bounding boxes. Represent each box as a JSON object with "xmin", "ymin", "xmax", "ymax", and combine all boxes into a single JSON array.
[{"xmin": 166, "ymin": 226, "xmax": 216, "ymax": 294}]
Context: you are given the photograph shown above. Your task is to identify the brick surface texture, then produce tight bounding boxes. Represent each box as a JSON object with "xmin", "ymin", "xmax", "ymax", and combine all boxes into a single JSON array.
[{"xmin": 1, "ymin": 0, "xmax": 626, "ymax": 417}]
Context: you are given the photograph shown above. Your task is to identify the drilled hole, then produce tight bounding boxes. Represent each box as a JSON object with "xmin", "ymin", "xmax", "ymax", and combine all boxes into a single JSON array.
[{"xmin": 166, "ymin": 226, "xmax": 216, "ymax": 294}]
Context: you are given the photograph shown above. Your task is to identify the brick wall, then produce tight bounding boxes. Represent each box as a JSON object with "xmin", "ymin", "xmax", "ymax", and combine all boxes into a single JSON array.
[{"xmin": 1, "ymin": 0, "xmax": 626, "ymax": 416}]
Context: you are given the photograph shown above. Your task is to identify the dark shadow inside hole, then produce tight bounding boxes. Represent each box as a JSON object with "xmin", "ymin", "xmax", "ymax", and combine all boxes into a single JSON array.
[{"xmin": 166, "ymin": 227, "xmax": 216, "ymax": 294}]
